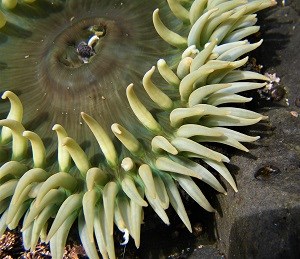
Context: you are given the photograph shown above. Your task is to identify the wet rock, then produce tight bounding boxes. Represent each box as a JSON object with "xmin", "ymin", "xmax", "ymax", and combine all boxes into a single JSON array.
[
  {"xmin": 189, "ymin": 245, "xmax": 225, "ymax": 259},
  {"xmin": 227, "ymin": 208, "xmax": 300, "ymax": 258},
  {"xmin": 295, "ymin": 98, "xmax": 300, "ymax": 107}
]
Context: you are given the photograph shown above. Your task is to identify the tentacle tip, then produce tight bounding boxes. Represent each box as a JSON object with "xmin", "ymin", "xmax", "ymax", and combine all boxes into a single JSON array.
[
  {"xmin": 157, "ymin": 59, "xmax": 166, "ymax": 67},
  {"xmin": 223, "ymin": 158, "xmax": 230, "ymax": 163},
  {"xmin": 121, "ymin": 157, "xmax": 134, "ymax": 171},
  {"xmin": 22, "ymin": 131, "xmax": 29, "ymax": 137},
  {"xmin": 134, "ymin": 242, "xmax": 141, "ymax": 249},
  {"xmin": 52, "ymin": 124, "xmax": 60, "ymax": 131},
  {"xmin": 127, "ymin": 83, "xmax": 134, "ymax": 91},
  {"xmin": 1, "ymin": 91, "xmax": 10, "ymax": 100},
  {"xmin": 271, "ymin": 0, "xmax": 278, "ymax": 6},
  {"xmin": 80, "ymin": 111, "xmax": 87, "ymax": 119},
  {"xmin": 111, "ymin": 123, "xmax": 121, "ymax": 134},
  {"xmin": 2, "ymin": 1, "xmax": 18, "ymax": 10}
]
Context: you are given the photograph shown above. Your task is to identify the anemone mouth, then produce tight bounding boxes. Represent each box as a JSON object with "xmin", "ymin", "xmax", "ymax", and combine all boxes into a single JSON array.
[{"xmin": 0, "ymin": 0, "xmax": 177, "ymax": 155}]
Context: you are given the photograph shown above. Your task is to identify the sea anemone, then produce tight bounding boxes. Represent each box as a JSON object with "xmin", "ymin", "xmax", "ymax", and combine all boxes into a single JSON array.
[{"xmin": 0, "ymin": 0, "xmax": 276, "ymax": 258}]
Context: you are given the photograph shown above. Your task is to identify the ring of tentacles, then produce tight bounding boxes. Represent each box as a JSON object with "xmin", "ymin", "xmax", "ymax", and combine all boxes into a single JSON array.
[{"xmin": 0, "ymin": 0, "xmax": 276, "ymax": 258}]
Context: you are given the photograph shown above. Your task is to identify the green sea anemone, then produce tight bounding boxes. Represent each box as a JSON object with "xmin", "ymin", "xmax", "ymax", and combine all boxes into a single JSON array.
[{"xmin": 0, "ymin": 0, "xmax": 276, "ymax": 258}]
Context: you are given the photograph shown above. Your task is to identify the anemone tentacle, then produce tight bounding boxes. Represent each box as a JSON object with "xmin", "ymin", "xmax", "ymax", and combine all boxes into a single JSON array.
[{"xmin": 0, "ymin": 0, "xmax": 276, "ymax": 258}]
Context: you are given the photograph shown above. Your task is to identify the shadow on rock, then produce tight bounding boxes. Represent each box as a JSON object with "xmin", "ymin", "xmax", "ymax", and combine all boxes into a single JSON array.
[{"xmin": 227, "ymin": 207, "xmax": 300, "ymax": 259}]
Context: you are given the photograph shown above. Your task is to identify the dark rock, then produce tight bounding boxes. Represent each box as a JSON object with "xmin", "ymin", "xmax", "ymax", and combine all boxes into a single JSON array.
[
  {"xmin": 189, "ymin": 245, "xmax": 225, "ymax": 259},
  {"xmin": 295, "ymin": 98, "xmax": 300, "ymax": 108},
  {"xmin": 227, "ymin": 208, "xmax": 300, "ymax": 259}
]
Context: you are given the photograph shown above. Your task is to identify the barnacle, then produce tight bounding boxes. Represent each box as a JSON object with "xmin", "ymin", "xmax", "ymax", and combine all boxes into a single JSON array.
[{"xmin": 0, "ymin": 0, "xmax": 276, "ymax": 258}]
